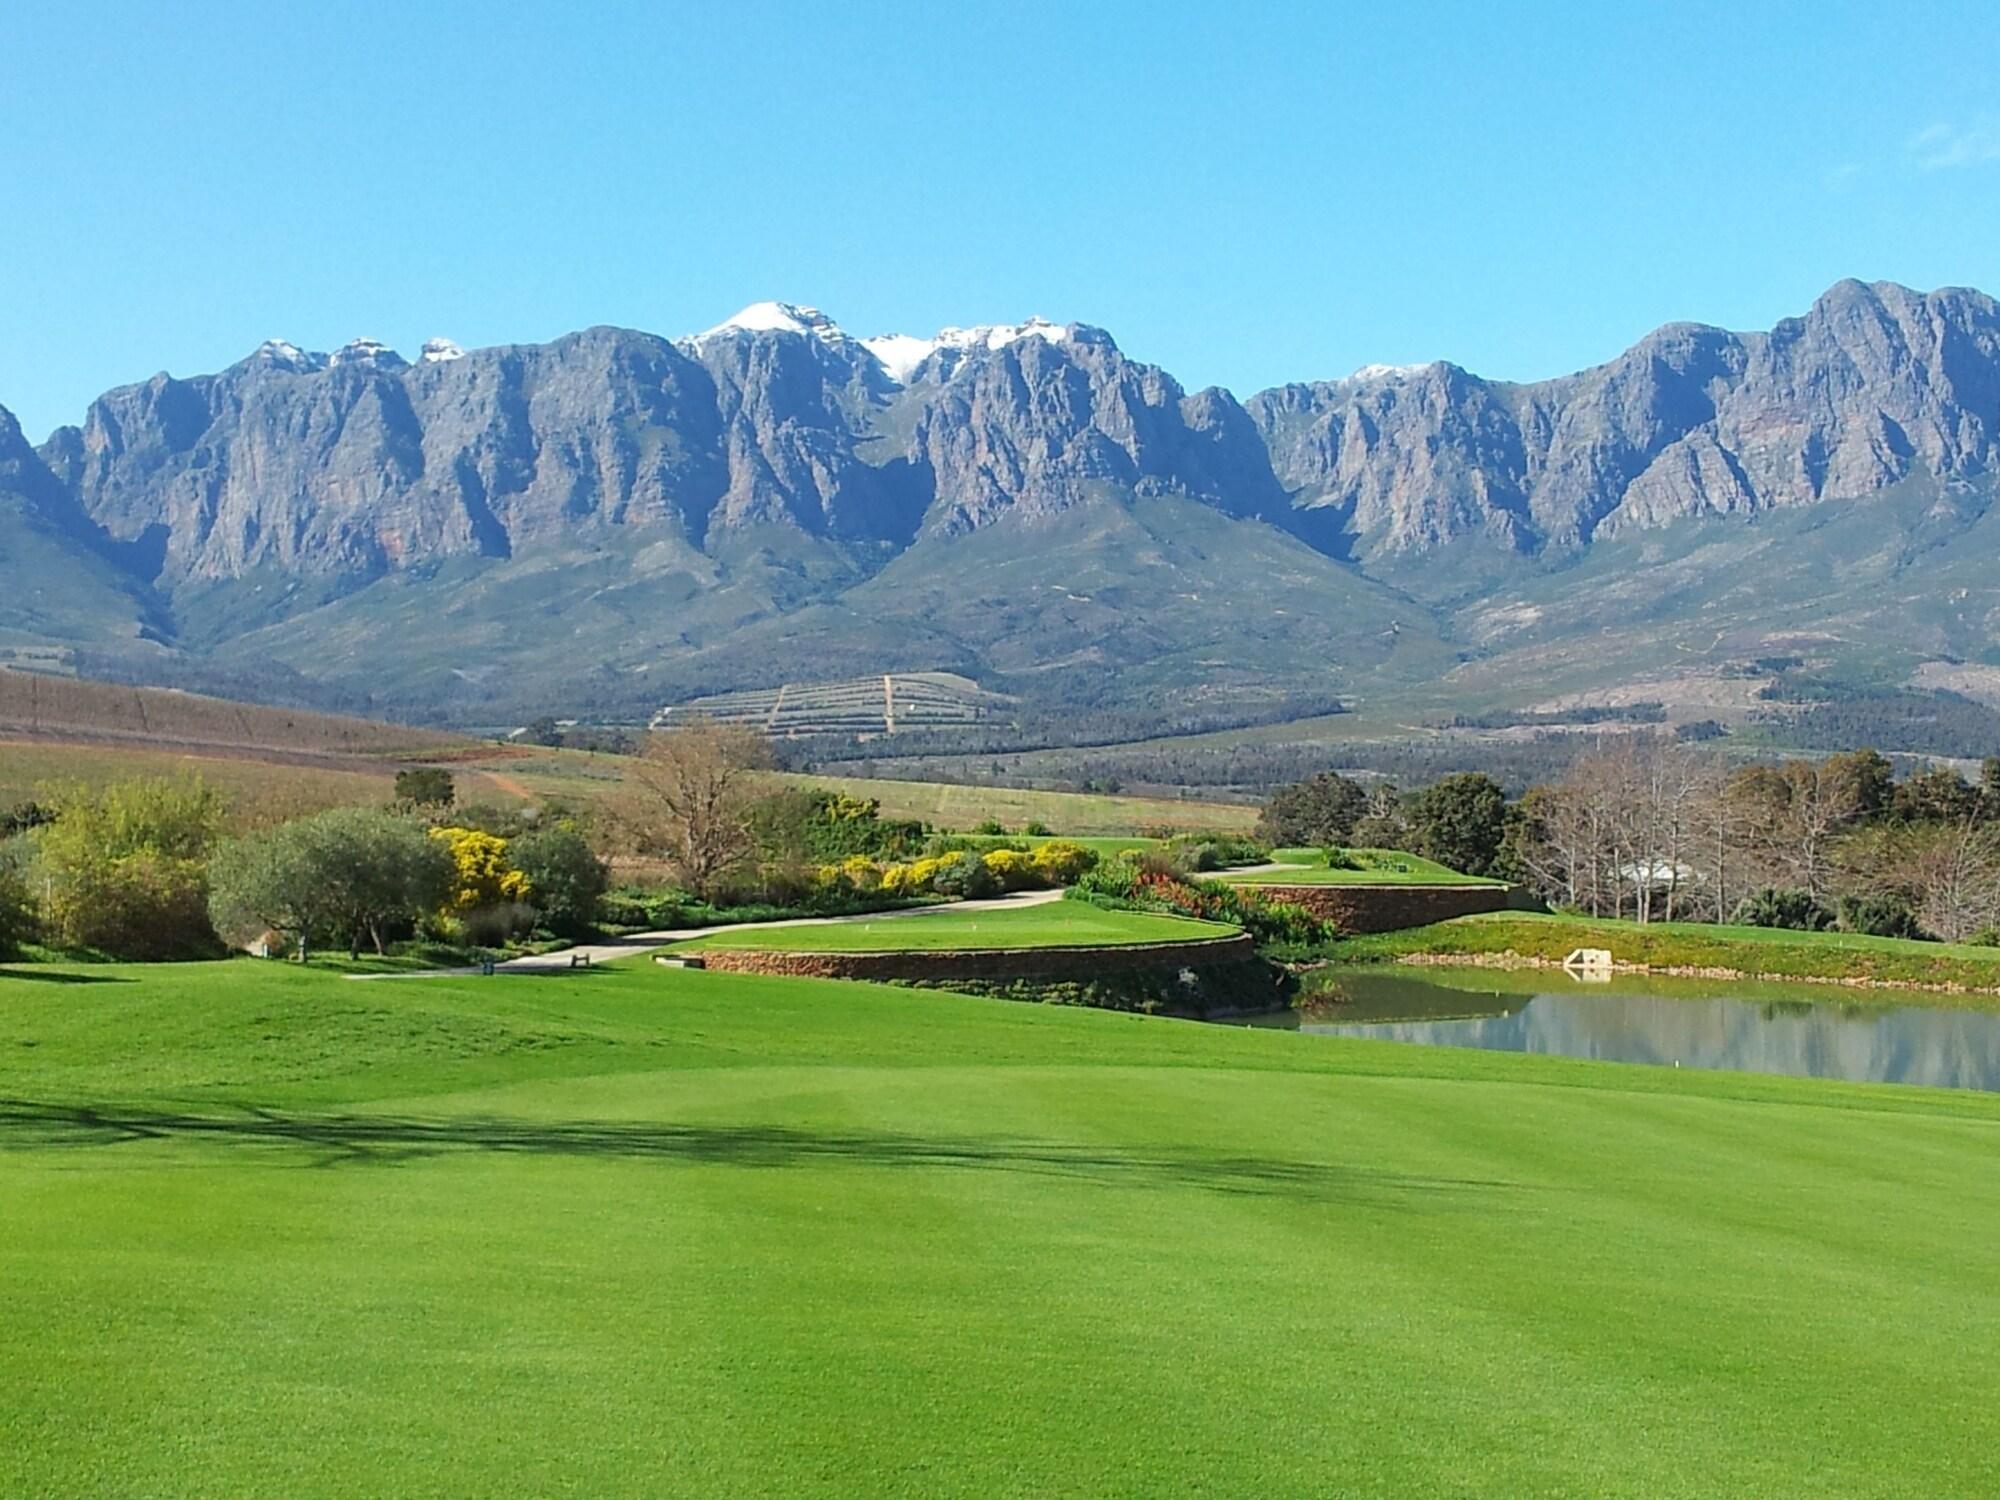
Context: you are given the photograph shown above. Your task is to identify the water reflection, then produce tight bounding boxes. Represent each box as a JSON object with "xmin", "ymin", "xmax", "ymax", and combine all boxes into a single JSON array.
[{"xmin": 1249, "ymin": 968, "xmax": 2000, "ymax": 1092}]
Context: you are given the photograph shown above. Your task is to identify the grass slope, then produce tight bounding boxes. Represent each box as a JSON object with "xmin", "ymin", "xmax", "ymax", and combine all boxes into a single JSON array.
[
  {"xmin": 1349, "ymin": 910, "xmax": 2000, "ymax": 988},
  {"xmin": 5, "ymin": 958, "xmax": 2000, "ymax": 1496},
  {"xmin": 673, "ymin": 903, "xmax": 1233, "ymax": 953},
  {"xmin": 772, "ymin": 771, "xmax": 1256, "ymax": 837},
  {"xmin": 1225, "ymin": 847, "xmax": 1503, "ymax": 885}
]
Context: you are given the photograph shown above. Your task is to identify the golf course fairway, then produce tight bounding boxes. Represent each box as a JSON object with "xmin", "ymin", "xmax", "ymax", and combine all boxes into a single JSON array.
[{"xmin": 4, "ymin": 956, "xmax": 1998, "ymax": 1497}]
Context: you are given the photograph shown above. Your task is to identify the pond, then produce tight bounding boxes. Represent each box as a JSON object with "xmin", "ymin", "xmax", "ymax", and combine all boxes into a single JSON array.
[{"xmin": 1241, "ymin": 966, "xmax": 2000, "ymax": 1092}]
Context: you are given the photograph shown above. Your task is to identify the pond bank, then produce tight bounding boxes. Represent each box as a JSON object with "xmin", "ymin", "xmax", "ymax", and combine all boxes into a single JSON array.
[{"xmin": 1377, "ymin": 948, "xmax": 2000, "ymax": 998}]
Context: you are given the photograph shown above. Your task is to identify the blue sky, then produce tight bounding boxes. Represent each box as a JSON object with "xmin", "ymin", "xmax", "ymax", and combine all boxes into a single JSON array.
[{"xmin": 2, "ymin": 0, "xmax": 1996, "ymax": 439}]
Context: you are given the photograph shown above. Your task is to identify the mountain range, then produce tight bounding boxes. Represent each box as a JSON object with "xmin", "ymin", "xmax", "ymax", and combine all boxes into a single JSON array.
[{"xmin": 4, "ymin": 278, "xmax": 1999, "ymax": 730}]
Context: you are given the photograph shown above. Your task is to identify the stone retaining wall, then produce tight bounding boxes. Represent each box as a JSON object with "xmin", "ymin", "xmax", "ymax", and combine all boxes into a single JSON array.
[
  {"xmin": 693, "ymin": 933, "xmax": 1258, "ymax": 982},
  {"xmin": 1249, "ymin": 883, "xmax": 1516, "ymax": 934}
]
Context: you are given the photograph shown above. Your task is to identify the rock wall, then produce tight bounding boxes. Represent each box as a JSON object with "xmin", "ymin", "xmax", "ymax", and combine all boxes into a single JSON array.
[
  {"xmin": 1249, "ymin": 883, "xmax": 1515, "ymax": 934},
  {"xmin": 693, "ymin": 933, "xmax": 1257, "ymax": 981}
]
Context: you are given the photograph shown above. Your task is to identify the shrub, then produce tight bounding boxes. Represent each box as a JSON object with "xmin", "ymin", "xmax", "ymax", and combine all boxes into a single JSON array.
[
  {"xmin": 1835, "ymin": 893, "xmax": 1926, "ymax": 941},
  {"xmin": 1068, "ymin": 859, "xmax": 1140, "ymax": 903},
  {"xmin": 456, "ymin": 901, "xmax": 540, "ymax": 948},
  {"xmin": 972, "ymin": 819, "xmax": 1006, "ymax": 835},
  {"xmin": 981, "ymin": 848, "xmax": 1037, "ymax": 891},
  {"xmin": 1731, "ymin": 888, "xmax": 1835, "ymax": 932},
  {"xmin": 33, "ymin": 776, "xmax": 224, "ymax": 959},
  {"xmin": 1023, "ymin": 821, "xmax": 1052, "ymax": 837},
  {"xmin": 393, "ymin": 767, "xmax": 456, "ymax": 808},
  {"xmin": 1165, "ymin": 834, "xmax": 1270, "ymax": 871},
  {"xmin": 1324, "ymin": 847, "xmax": 1362, "ymax": 870},
  {"xmin": 933, "ymin": 851, "xmax": 1000, "ymax": 900},
  {"xmin": 510, "ymin": 823, "xmax": 609, "ymax": 937},
  {"xmin": 1028, "ymin": 840, "xmax": 1098, "ymax": 886},
  {"xmin": 430, "ymin": 827, "xmax": 530, "ymax": 912}
]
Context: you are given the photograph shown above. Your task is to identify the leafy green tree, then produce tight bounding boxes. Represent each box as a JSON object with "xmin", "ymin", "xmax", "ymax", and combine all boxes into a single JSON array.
[
  {"xmin": 1893, "ymin": 766, "xmax": 1980, "ymax": 824},
  {"xmin": 1256, "ymin": 772, "xmax": 1368, "ymax": 847},
  {"xmin": 393, "ymin": 767, "xmax": 456, "ymax": 809},
  {"xmin": 1822, "ymin": 748, "xmax": 1896, "ymax": 821},
  {"xmin": 208, "ymin": 806, "xmax": 453, "ymax": 959},
  {"xmin": 1404, "ymin": 772, "xmax": 1509, "ymax": 878},
  {"xmin": 0, "ymin": 869, "xmax": 35, "ymax": 959},
  {"xmin": 510, "ymin": 823, "xmax": 609, "ymax": 937},
  {"xmin": 33, "ymin": 777, "xmax": 224, "ymax": 959}
]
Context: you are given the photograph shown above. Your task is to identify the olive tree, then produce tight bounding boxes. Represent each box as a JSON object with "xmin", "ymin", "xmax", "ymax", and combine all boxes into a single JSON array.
[
  {"xmin": 510, "ymin": 823, "xmax": 609, "ymax": 937},
  {"xmin": 208, "ymin": 806, "xmax": 452, "ymax": 958}
]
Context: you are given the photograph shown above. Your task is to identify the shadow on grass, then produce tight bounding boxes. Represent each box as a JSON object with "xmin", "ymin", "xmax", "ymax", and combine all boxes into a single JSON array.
[
  {"xmin": 0, "ymin": 968, "xmax": 133, "ymax": 985},
  {"xmin": 0, "ymin": 1099, "xmax": 1523, "ymax": 1207}
]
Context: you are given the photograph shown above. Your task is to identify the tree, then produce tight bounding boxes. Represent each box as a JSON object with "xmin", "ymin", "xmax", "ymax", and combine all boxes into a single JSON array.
[
  {"xmin": 393, "ymin": 767, "xmax": 456, "ymax": 809},
  {"xmin": 1404, "ymin": 773, "xmax": 1509, "ymax": 878},
  {"xmin": 613, "ymin": 720, "xmax": 773, "ymax": 899},
  {"xmin": 0, "ymin": 869, "xmax": 35, "ymax": 959},
  {"xmin": 1907, "ymin": 820, "xmax": 2000, "ymax": 943},
  {"xmin": 1256, "ymin": 772, "xmax": 1368, "ymax": 848},
  {"xmin": 511, "ymin": 823, "xmax": 609, "ymax": 937},
  {"xmin": 32, "ymin": 776, "xmax": 224, "ymax": 959},
  {"xmin": 526, "ymin": 716, "xmax": 564, "ymax": 748},
  {"xmin": 1893, "ymin": 765, "xmax": 1980, "ymax": 824},
  {"xmin": 208, "ymin": 806, "xmax": 454, "ymax": 958}
]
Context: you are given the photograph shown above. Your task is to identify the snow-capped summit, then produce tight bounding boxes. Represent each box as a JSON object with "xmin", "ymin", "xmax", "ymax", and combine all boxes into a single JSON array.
[
  {"xmin": 683, "ymin": 301, "xmax": 1089, "ymax": 384},
  {"xmin": 420, "ymin": 337, "xmax": 466, "ymax": 363},
  {"xmin": 1344, "ymin": 361, "xmax": 1432, "ymax": 385},
  {"xmin": 694, "ymin": 301, "xmax": 847, "ymax": 344},
  {"xmin": 252, "ymin": 338, "xmax": 327, "ymax": 373},
  {"xmin": 862, "ymin": 317, "xmax": 1075, "ymax": 383},
  {"xmin": 329, "ymin": 337, "xmax": 407, "ymax": 370}
]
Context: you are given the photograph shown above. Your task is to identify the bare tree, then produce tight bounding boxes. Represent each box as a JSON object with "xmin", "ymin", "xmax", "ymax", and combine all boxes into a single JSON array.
[
  {"xmin": 613, "ymin": 720, "xmax": 773, "ymax": 899},
  {"xmin": 1910, "ymin": 820, "xmax": 2000, "ymax": 943}
]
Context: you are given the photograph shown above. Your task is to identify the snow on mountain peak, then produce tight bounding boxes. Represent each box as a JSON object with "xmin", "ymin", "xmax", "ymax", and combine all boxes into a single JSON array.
[
  {"xmin": 329, "ymin": 337, "xmax": 407, "ymax": 369},
  {"xmin": 696, "ymin": 301, "xmax": 847, "ymax": 343},
  {"xmin": 253, "ymin": 338, "xmax": 327, "ymax": 372},
  {"xmin": 862, "ymin": 317, "xmax": 1074, "ymax": 383},
  {"xmin": 1345, "ymin": 361, "xmax": 1431, "ymax": 385},
  {"xmin": 421, "ymin": 337, "xmax": 466, "ymax": 363}
]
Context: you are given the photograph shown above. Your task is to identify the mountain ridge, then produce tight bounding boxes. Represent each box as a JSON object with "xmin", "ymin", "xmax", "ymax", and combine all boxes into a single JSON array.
[{"xmin": 3, "ymin": 278, "xmax": 1997, "ymax": 725}]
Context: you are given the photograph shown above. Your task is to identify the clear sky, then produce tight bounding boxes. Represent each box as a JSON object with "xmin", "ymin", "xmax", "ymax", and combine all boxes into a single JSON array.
[{"xmin": 3, "ymin": 0, "xmax": 1997, "ymax": 439}]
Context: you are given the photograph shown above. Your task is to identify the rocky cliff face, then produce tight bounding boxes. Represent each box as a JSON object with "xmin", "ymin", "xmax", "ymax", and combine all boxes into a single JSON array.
[
  {"xmin": 8, "ymin": 278, "xmax": 2000, "ymax": 717},
  {"xmin": 43, "ymin": 309, "xmax": 1290, "ymax": 587},
  {"xmin": 1247, "ymin": 280, "xmax": 2000, "ymax": 557}
]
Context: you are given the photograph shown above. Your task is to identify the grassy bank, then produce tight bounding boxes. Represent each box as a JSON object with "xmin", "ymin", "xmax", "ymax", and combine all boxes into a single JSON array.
[
  {"xmin": 671, "ymin": 903, "xmax": 1233, "ymax": 953},
  {"xmin": 1225, "ymin": 847, "xmax": 1505, "ymax": 886},
  {"xmin": 3, "ymin": 956, "xmax": 1999, "ymax": 1495},
  {"xmin": 1345, "ymin": 910, "xmax": 2000, "ymax": 990}
]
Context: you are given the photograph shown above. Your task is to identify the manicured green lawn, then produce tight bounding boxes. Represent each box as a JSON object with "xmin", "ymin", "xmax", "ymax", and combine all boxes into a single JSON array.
[
  {"xmin": 673, "ymin": 902, "xmax": 1233, "ymax": 952},
  {"xmin": 1227, "ymin": 846, "xmax": 1503, "ymax": 885},
  {"xmin": 5, "ymin": 956, "xmax": 2000, "ymax": 1496},
  {"xmin": 1348, "ymin": 910, "xmax": 2000, "ymax": 989}
]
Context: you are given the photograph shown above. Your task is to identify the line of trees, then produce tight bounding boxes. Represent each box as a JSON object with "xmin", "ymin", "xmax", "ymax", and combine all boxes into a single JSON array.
[
  {"xmin": 1254, "ymin": 738, "xmax": 2000, "ymax": 944},
  {"xmin": 0, "ymin": 770, "xmax": 609, "ymax": 962}
]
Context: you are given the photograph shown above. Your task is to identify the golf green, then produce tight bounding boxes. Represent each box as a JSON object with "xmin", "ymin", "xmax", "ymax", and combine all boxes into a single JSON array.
[{"xmin": 4, "ymin": 956, "xmax": 1998, "ymax": 1497}]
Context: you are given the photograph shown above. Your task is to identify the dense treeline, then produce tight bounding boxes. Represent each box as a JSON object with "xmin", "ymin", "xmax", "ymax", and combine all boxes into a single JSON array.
[{"xmin": 1254, "ymin": 738, "xmax": 2000, "ymax": 945}]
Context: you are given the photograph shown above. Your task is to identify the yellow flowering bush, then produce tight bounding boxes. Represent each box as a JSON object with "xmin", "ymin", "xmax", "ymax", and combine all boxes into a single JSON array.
[
  {"xmin": 980, "ymin": 848, "xmax": 1036, "ymax": 891},
  {"xmin": 1028, "ymin": 840, "xmax": 1098, "ymax": 886},
  {"xmin": 429, "ymin": 826, "xmax": 530, "ymax": 911}
]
